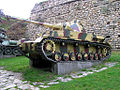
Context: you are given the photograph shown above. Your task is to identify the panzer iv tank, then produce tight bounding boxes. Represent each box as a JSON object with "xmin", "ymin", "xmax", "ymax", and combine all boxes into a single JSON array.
[
  {"xmin": 18, "ymin": 19, "xmax": 111, "ymax": 68},
  {"xmin": 0, "ymin": 28, "xmax": 21, "ymax": 56}
]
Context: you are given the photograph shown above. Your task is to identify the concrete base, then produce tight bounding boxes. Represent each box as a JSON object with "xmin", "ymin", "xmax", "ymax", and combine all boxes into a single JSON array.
[
  {"xmin": 51, "ymin": 61, "xmax": 103, "ymax": 75},
  {"xmin": 0, "ymin": 55, "xmax": 15, "ymax": 59}
]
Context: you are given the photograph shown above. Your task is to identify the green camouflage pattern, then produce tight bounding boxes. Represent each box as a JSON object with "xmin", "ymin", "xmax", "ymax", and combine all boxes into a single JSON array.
[{"xmin": 0, "ymin": 28, "xmax": 22, "ymax": 56}]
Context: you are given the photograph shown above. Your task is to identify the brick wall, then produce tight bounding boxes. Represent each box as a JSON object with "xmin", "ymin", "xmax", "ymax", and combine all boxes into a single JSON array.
[{"xmin": 27, "ymin": 0, "xmax": 120, "ymax": 49}]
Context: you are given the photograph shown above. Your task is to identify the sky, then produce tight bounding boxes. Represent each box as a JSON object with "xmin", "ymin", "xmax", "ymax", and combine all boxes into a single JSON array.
[{"xmin": 0, "ymin": 0, "xmax": 47, "ymax": 19}]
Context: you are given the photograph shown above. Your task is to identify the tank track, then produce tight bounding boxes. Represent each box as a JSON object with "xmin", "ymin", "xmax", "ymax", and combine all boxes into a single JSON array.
[
  {"xmin": 35, "ymin": 37, "xmax": 111, "ymax": 63},
  {"xmin": 0, "ymin": 45, "xmax": 22, "ymax": 56}
]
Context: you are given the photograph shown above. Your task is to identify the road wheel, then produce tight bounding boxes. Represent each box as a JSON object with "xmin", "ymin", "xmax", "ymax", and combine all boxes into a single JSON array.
[
  {"xmin": 89, "ymin": 53, "xmax": 94, "ymax": 60},
  {"xmin": 70, "ymin": 52, "xmax": 76, "ymax": 61},
  {"xmin": 4, "ymin": 47, "xmax": 12, "ymax": 55},
  {"xmin": 13, "ymin": 47, "xmax": 21, "ymax": 56},
  {"xmin": 84, "ymin": 53, "xmax": 89, "ymax": 60},
  {"xmin": 54, "ymin": 52, "xmax": 62, "ymax": 61},
  {"xmin": 63, "ymin": 53, "xmax": 69, "ymax": 61},
  {"xmin": 77, "ymin": 53, "xmax": 82, "ymax": 61},
  {"xmin": 94, "ymin": 53, "xmax": 99, "ymax": 60}
]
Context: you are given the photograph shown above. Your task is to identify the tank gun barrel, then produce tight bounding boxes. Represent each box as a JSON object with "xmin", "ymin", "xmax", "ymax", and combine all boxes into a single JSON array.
[
  {"xmin": 2, "ymin": 16, "xmax": 84, "ymax": 32},
  {"xmin": 6, "ymin": 16, "xmax": 63, "ymax": 30}
]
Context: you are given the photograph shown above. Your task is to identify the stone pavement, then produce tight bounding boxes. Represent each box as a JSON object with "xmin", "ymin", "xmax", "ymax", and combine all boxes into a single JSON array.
[{"xmin": 0, "ymin": 62, "xmax": 117, "ymax": 90}]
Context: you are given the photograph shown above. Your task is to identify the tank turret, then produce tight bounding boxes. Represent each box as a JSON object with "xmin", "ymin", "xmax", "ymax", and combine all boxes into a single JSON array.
[
  {"xmin": 9, "ymin": 17, "xmax": 105, "ymax": 43},
  {"xmin": 0, "ymin": 28, "xmax": 7, "ymax": 41}
]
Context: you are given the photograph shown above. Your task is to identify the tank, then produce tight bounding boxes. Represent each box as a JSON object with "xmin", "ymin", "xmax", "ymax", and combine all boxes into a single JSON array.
[
  {"xmin": 0, "ymin": 27, "xmax": 22, "ymax": 56},
  {"xmin": 17, "ymin": 19, "xmax": 111, "ymax": 68}
]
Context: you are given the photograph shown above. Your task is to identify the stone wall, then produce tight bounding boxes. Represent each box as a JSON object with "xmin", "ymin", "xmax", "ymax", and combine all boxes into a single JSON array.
[{"xmin": 27, "ymin": 0, "xmax": 120, "ymax": 49}]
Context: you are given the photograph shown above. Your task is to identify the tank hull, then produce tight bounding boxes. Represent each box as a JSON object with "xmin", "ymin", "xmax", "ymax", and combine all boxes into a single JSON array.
[{"xmin": 21, "ymin": 37, "xmax": 111, "ymax": 68}]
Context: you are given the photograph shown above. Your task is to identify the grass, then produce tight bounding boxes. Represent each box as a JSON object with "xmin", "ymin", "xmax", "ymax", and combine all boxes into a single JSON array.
[
  {"xmin": 107, "ymin": 51, "xmax": 120, "ymax": 62},
  {"xmin": 0, "ymin": 56, "xmax": 61, "ymax": 82},
  {"xmin": 92, "ymin": 64, "xmax": 107, "ymax": 70},
  {"xmin": 46, "ymin": 64, "xmax": 120, "ymax": 90},
  {"xmin": 0, "ymin": 51, "xmax": 120, "ymax": 89}
]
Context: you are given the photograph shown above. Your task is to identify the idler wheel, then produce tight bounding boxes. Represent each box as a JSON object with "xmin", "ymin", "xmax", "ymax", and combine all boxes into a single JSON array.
[
  {"xmin": 94, "ymin": 53, "xmax": 99, "ymax": 60},
  {"xmin": 84, "ymin": 53, "xmax": 89, "ymax": 60},
  {"xmin": 54, "ymin": 52, "xmax": 62, "ymax": 61},
  {"xmin": 70, "ymin": 52, "xmax": 76, "ymax": 61},
  {"xmin": 77, "ymin": 53, "xmax": 82, "ymax": 61},
  {"xmin": 5, "ymin": 47, "xmax": 12, "ymax": 55},
  {"xmin": 63, "ymin": 53, "xmax": 69, "ymax": 61},
  {"xmin": 42, "ymin": 39, "xmax": 55, "ymax": 56}
]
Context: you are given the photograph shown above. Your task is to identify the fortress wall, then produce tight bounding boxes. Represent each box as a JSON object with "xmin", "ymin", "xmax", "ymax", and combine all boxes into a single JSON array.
[{"xmin": 27, "ymin": 0, "xmax": 120, "ymax": 49}]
